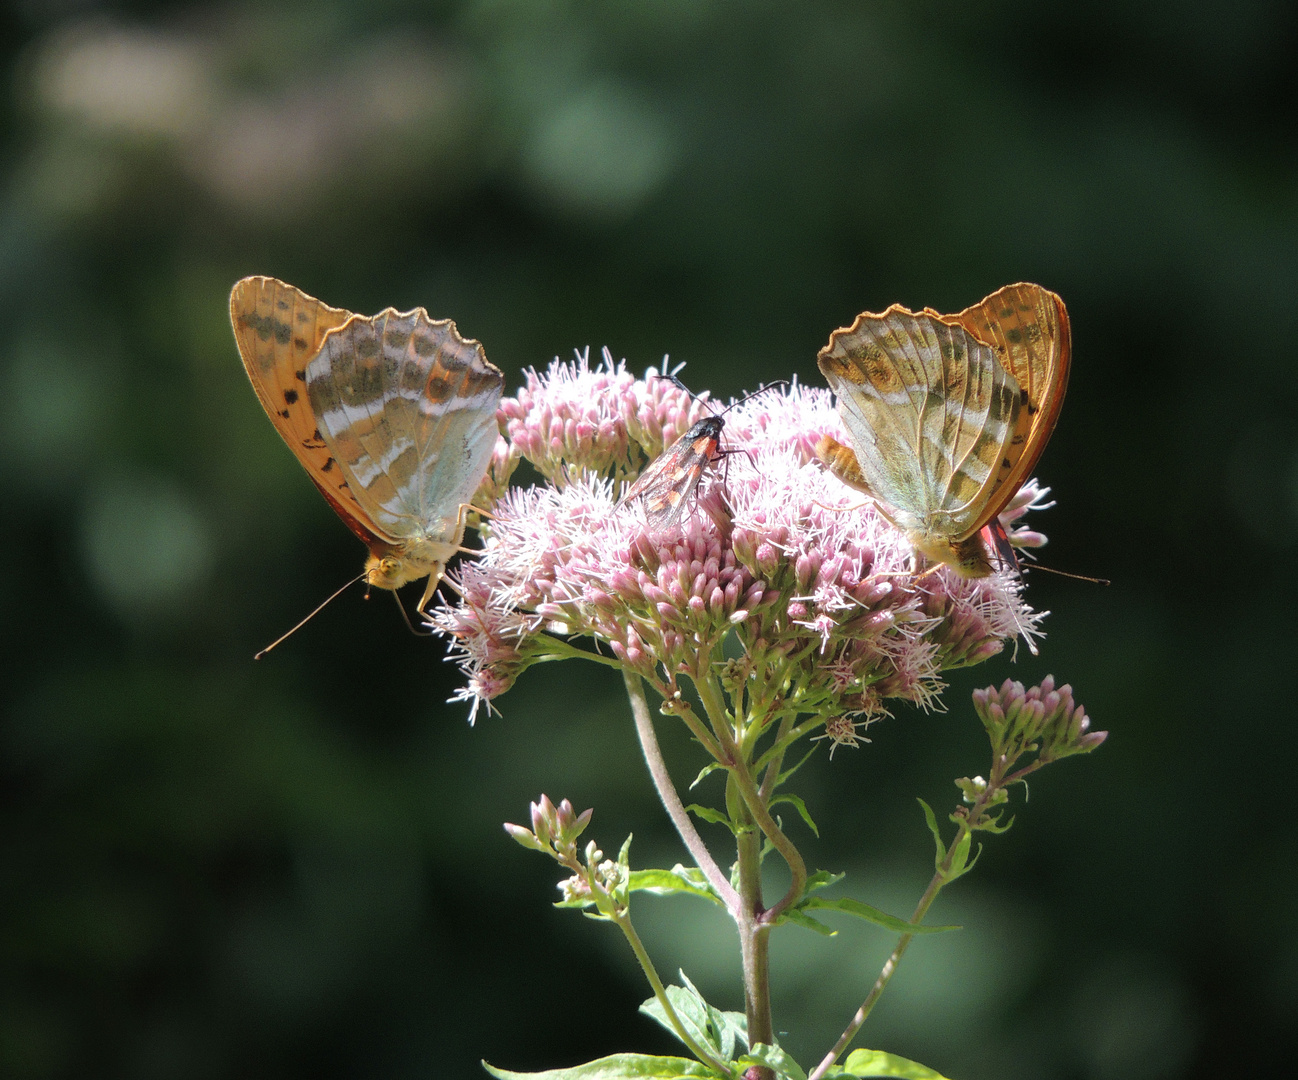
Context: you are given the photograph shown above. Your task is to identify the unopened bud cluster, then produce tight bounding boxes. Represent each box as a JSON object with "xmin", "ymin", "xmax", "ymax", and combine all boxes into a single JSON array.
[
  {"xmin": 971, "ymin": 675, "xmax": 1106, "ymax": 766},
  {"xmin": 504, "ymin": 795, "xmax": 593, "ymax": 866}
]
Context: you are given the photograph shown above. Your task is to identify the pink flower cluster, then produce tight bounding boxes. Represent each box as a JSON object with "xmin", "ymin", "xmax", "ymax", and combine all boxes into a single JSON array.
[
  {"xmin": 497, "ymin": 348, "xmax": 713, "ymax": 487},
  {"xmin": 432, "ymin": 358, "xmax": 1049, "ymax": 727}
]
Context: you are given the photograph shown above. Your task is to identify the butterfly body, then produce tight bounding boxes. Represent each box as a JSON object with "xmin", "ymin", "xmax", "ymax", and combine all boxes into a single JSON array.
[
  {"xmin": 621, "ymin": 416, "xmax": 725, "ymax": 528},
  {"xmin": 231, "ymin": 277, "xmax": 504, "ymax": 611},
  {"xmin": 816, "ymin": 283, "xmax": 1070, "ymax": 578}
]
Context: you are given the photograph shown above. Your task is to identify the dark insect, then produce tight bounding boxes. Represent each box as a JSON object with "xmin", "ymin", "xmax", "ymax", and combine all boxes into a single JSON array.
[{"xmin": 619, "ymin": 415, "xmax": 726, "ymax": 528}]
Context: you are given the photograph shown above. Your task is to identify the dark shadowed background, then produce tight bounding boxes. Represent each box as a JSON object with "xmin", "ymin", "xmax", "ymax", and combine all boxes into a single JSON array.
[{"xmin": 2, "ymin": 2, "xmax": 1295, "ymax": 1078}]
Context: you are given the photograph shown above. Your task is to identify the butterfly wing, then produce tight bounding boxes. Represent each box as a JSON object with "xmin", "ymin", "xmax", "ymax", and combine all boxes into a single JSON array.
[
  {"xmin": 945, "ymin": 282, "xmax": 1070, "ymax": 528},
  {"xmin": 306, "ymin": 308, "xmax": 504, "ymax": 548},
  {"xmin": 230, "ymin": 276, "xmax": 387, "ymax": 548},
  {"xmin": 817, "ymin": 306, "xmax": 1022, "ymax": 543}
]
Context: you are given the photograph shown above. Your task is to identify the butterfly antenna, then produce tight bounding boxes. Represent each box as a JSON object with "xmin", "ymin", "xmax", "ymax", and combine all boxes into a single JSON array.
[
  {"xmin": 1023, "ymin": 563, "xmax": 1111, "ymax": 585},
  {"xmin": 255, "ymin": 571, "xmax": 368, "ymax": 659}
]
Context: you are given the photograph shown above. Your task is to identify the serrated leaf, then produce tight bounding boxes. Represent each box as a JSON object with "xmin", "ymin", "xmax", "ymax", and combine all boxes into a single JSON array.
[
  {"xmin": 803, "ymin": 870, "xmax": 846, "ymax": 896},
  {"xmin": 917, "ymin": 799, "xmax": 946, "ymax": 868},
  {"xmin": 742, "ymin": 1042, "xmax": 806, "ymax": 1080},
  {"xmin": 800, "ymin": 897, "xmax": 959, "ymax": 935},
  {"xmin": 840, "ymin": 1047, "xmax": 953, "ymax": 1078},
  {"xmin": 640, "ymin": 982, "xmax": 727, "ymax": 1059},
  {"xmin": 771, "ymin": 793, "xmax": 819, "ymax": 837},
  {"xmin": 640, "ymin": 996, "xmax": 707, "ymax": 1053},
  {"xmin": 679, "ymin": 972, "xmax": 745, "ymax": 1060},
  {"xmin": 628, "ymin": 869, "xmax": 723, "ymax": 906},
  {"xmin": 685, "ymin": 804, "xmax": 737, "ymax": 833},
  {"xmin": 482, "ymin": 1052, "xmax": 725, "ymax": 1079}
]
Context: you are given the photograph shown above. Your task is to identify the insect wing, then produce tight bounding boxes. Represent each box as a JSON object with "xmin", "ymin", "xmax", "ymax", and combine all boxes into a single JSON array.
[
  {"xmin": 947, "ymin": 282, "xmax": 1070, "ymax": 529},
  {"xmin": 621, "ymin": 417, "xmax": 724, "ymax": 528},
  {"xmin": 306, "ymin": 308, "xmax": 504, "ymax": 548},
  {"xmin": 817, "ymin": 307, "xmax": 1021, "ymax": 542},
  {"xmin": 230, "ymin": 276, "xmax": 385, "ymax": 547}
]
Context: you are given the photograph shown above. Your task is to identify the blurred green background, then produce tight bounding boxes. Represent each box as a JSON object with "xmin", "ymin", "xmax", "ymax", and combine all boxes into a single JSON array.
[{"xmin": 2, "ymin": 1, "xmax": 1294, "ymax": 1077}]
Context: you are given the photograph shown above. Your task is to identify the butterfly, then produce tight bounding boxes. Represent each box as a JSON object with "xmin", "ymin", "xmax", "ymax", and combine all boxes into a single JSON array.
[
  {"xmin": 230, "ymin": 276, "xmax": 504, "ymax": 613},
  {"xmin": 815, "ymin": 282, "xmax": 1070, "ymax": 577},
  {"xmin": 619, "ymin": 415, "xmax": 726, "ymax": 528}
]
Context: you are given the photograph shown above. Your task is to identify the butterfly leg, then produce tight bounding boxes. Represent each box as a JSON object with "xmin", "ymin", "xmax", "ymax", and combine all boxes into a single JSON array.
[
  {"xmin": 415, "ymin": 501, "xmax": 486, "ymax": 613},
  {"xmin": 453, "ymin": 501, "xmax": 495, "ymax": 556}
]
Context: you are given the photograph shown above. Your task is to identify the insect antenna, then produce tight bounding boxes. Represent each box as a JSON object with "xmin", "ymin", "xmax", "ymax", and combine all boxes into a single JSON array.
[
  {"xmin": 988, "ymin": 521, "xmax": 1109, "ymax": 584},
  {"xmin": 660, "ymin": 374, "xmax": 787, "ymax": 421},
  {"xmin": 254, "ymin": 571, "xmax": 368, "ymax": 659},
  {"xmin": 1021, "ymin": 563, "xmax": 1110, "ymax": 585},
  {"xmin": 658, "ymin": 375, "xmax": 787, "ymax": 479},
  {"xmin": 716, "ymin": 381, "xmax": 787, "ymax": 480}
]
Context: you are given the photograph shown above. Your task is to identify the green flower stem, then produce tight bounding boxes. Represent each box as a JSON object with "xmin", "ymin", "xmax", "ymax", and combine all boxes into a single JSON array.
[
  {"xmin": 607, "ymin": 899, "xmax": 731, "ymax": 1076},
  {"xmin": 757, "ymin": 712, "xmax": 798, "ymax": 802},
  {"xmin": 694, "ymin": 670, "xmax": 792, "ymax": 1070},
  {"xmin": 734, "ymin": 798, "xmax": 775, "ymax": 1071},
  {"xmin": 805, "ymin": 775, "xmax": 1012, "ymax": 1080},
  {"xmin": 648, "ymin": 676, "xmax": 727, "ymax": 763},
  {"xmin": 806, "ymin": 855, "xmax": 953, "ymax": 1080},
  {"xmin": 622, "ymin": 670, "xmax": 740, "ymax": 912},
  {"xmin": 695, "ymin": 671, "xmax": 807, "ymax": 923}
]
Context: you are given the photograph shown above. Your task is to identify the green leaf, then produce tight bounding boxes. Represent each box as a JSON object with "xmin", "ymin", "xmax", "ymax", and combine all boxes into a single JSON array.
[
  {"xmin": 690, "ymin": 762, "xmax": 723, "ymax": 790},
  {"xmin": 628, "ymin": 868, "xmax": 723, "ymax": 906},
  {"xmin": 778, "ymin": 907, "xmax": 837, "ymax": 936},
  {"xmin": 945, "ymin": 830, "xmax": 972, "ymax": 879},
  {"xmin": 840, "ymin": 1048, "xmax": 954, "ymax": 1078},
  {"xmin": 640, "ymin": 982, "xmax": 726, "ymax": 1059},
  {"xmin": 917, "ymin": 799, "xmax": 946, "ymax": 868},
  {"xmin": 803, "ymin": 870, "xmax": 846, "ymax": 896},
  {"xmin": 554, "ymin": 894, "xmax": 597, "ymax": 910},
  {"xmin": 613, "ymin": 835, "xmax": 634, "ymax": 904},
  {"xmin": 771, "ymin": 793, "xmax": 819, "ymax": 837},
  {"xmin": 742, "ymin": 1042, "xmax": 806, "ymax": 1080},
  {"xmin": 482, "ymin": 1053, "xmax": 725, "ymax": 1079},
  {"xmin": 799, "ymin": 897, "xmax": 959, "ymax": 935},
  {"xmin": 680, "ymin": 972, "xmax": 747, "ymax": 1060},
  {"xmin": 975, "ymin": 811, "xmax": 1015, "ymax": 835},
  {"xmin": 639, "ymin": 981, "xmax": 748, "ymax": 1069},
  {"xmin": 685, "ymin": 804, "xmax": 737, "ymax": 834},
  {"xmin": 772, "ymin": 745, "xmax": 818, "ymax": 788}
]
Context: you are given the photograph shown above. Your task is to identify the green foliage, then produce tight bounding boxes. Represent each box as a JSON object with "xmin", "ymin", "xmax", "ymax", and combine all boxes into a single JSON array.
[
  {"xmin": 838, "ymin": 1049, "xmax": 954, "ymax": 1079},
  {"xmin": 628, "ymin": 866, "xmax": 724, "ymax": 906},
  {"xmin": 740, "ymin": 1043, "xmax": 806, "ymax": 1080},
  {"xmin": 795, "ymin": 897, "xmax": 959, "ymax": 936},
  {"xmin": 640, "ymin": 978, "xmax": 747, "ymax": 1066},
  {"xmin": 770, "ymin": 793, "xmax": 819, "ymax": 837},
  {"xmin": 483, "ymin": 1054, "xmax": 725, "ymax": 1079},
  {"xmin": 685, "ymin": 804, "xmax": 738, "ymax": 834}
]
